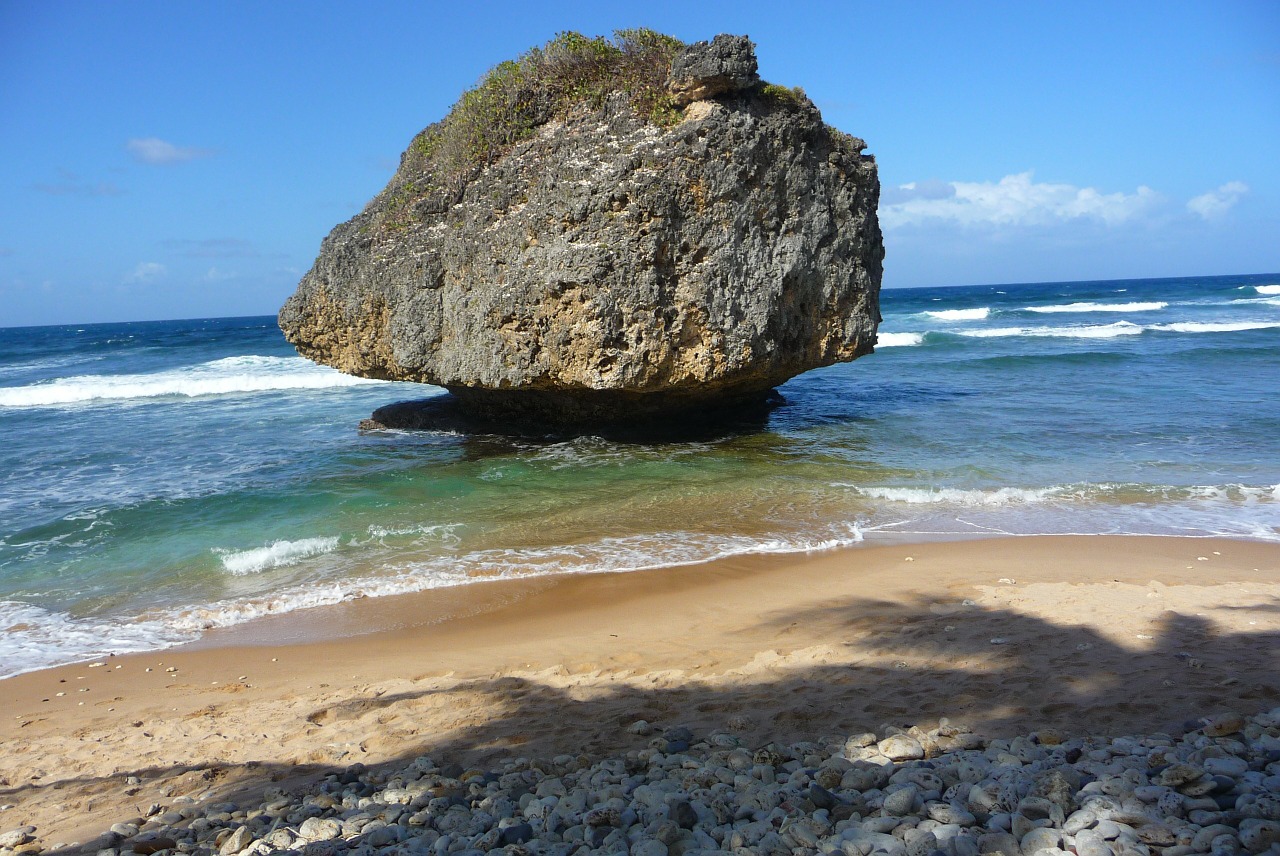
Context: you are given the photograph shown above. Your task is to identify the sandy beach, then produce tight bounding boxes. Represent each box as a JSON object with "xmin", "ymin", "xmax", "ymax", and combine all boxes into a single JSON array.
[{"xmin": 2, "ymin": 534, "xmax": 1278, "ymax": 849}]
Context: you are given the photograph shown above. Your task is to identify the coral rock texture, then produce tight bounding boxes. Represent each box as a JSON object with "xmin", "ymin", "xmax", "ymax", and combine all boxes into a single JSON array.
[{"xmin": 279, "ymin": 33, "xmax": 883, "ymax": 428}]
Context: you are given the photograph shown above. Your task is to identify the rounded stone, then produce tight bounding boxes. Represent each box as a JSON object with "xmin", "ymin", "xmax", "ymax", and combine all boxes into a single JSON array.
[
  {"xmin": 297, "ymin": 818, "xmax": 341, "ymax": 842},
  {"xmin": 883, "ymin": 785, "xmax": 919, "ymax": 817},
  {"xmin": 1239, "ymin": 820, "xmax": 1280, "ymax": 854},
  {"xmin": 1021, "ymin": 828, "xmax": 1063, "ymax": 853},
  {"xmin": 880, "ymin": 735, "xmax": 925, "ymax": 762}
]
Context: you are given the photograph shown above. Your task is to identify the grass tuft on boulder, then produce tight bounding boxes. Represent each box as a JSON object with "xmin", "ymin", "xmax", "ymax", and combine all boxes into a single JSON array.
[{"xmin": 389, "ymin": 29, "xmax": 685, "ymax": 220}]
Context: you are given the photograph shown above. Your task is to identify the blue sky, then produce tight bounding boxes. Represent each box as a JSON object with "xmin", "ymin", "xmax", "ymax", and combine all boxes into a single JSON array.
[{"xmin": 1, "ymin": 1, "xmax": 1277, "ymax": 326}]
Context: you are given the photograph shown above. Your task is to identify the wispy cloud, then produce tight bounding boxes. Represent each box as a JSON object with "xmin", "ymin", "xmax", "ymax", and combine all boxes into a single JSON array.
[
  {"xmin": 1187, "ymin": 181, "xmax": 1248, "ymax": 220},
  {"xmin": 881, "ymin": 172, "xmax": 1161, "ymax": 230},
  {"xmin": 126, "ymin": 137, "xmax": 216, "ymax": 165},
  {"xmin": 31, "ymin": 169, "xmax": 125, "ymax": 197},
  {"xmin": 881, "ymin": 179, "xmax": 956, "ymax": 206},
  {"xmin": 125, "ymin": 262, "xmax": 167, "ymax": 283},
  {"xmin": 202, "ymin": 267, "xmax": 239, "ymax": 282}
]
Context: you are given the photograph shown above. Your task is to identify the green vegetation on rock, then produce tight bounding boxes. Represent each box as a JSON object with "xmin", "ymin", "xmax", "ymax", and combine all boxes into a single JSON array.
[
  {"xmin": 759, "ymin": 83, "xmax": 809, "ymax": 108},
  {"xmin": 392, "ymin": 29, "xmax": 685, "ymax": 217}
]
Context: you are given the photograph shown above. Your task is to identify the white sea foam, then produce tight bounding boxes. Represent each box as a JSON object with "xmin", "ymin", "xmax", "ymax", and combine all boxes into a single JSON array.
[
  {"xmin": 0, "ymin": 355, "xmax": 385, "ymax": 408},
  {"xmin": 214, "ymin": 536, "xmax": 340, "ymax": 575},
  {"xmin": 876, "ymin": 332, "xmax": 924, "ymax": 347},
  {"xmin": 0, "ymin": 354, "xmax": 106, "ymax": 379},
  {"xmin": 1229, "ymin": 297, "xmax": 1280, "ymax": 306},
  {"xmin": 958, "ymin": 322, "xmax": 1144, "ymax": 339},
  {"xmin": 841, "ymin": 485, "xmax": 1070, "ymax": 506},
  {"xmin": 1254, "ymin": 284, "xmax": 1280, "ymax": 294},
  {"xmin": 0, "ymin": 600, "xmax": 192, "ymax": 680},
  {"xmin": 840, "ymin": 481, "xmax": 1280, "ymax": 509},
  {"xmin": 7, "ymin": 475, "xmax": 1279, "ymax": 680},
  {"xmin": 366, "ymin": 523, "xmax": 460, "ymax": 540},
  {"xmin": 924, "ymin": 307, "xmax": 990, "ymax": 321},
  {"xmin": 169, "ymin": 525, "xmax": 868, "ymax": 637},
  {"xmin": 1149, "ymin": 321, "xmax": 1280, "ymax": 334},
  {"xmin": 953, "ymin": 320, "xmax": 1278, "ymax": 340},
  {"xmin": 1024, "ymin": 301, "xmax": 1167, "ymax": 313}
]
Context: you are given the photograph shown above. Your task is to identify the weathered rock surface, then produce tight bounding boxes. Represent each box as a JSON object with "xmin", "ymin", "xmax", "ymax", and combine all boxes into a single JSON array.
[
  {"xmin": 279, "ymin": 34, "xmax": 883, "ymax": 429},
  {"xmin": 667, "ymin": 33, "xmax": 761, "ymax": 106}
]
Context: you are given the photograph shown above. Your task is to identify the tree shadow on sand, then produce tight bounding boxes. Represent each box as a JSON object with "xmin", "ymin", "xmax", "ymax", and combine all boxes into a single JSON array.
[{"xmin": 10, "ymin": 594, "xmax": 1280, "ymax": 851}]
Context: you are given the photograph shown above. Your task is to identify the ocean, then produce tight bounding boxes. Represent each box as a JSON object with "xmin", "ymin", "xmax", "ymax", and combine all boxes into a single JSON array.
[{"xmin": 1, "ymin": 273, "xmax": 1278, "ymax": 677}]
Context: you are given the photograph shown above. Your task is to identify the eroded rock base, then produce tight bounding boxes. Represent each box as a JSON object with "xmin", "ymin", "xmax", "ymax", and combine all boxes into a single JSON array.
[{"xmin": 360, "ymin": 388, "xmax": 785, "ymax": 440}]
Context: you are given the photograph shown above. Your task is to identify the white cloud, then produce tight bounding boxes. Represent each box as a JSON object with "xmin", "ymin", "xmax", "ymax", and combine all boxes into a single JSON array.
[
  {"xmin": 203, "ymin": 267, "xmax": 239, "ymax": 282},
  {"xmin": 125, "ymin": 262, "xmax": 167, "ymax": 283},
  {"xmin": 881, "ymin": 178, "xmax": 955, "ymax": 206},
  {"xmin": 1187, "ymin": 181, "xmax": 1248, "ymax": 220},
  {"xmin": 881, "ymin": 172, "xmax": 1161, "ymax": 230},
  {"xmin": 126, "ymin": 137, "xmax": 215, "ymax": 165}
]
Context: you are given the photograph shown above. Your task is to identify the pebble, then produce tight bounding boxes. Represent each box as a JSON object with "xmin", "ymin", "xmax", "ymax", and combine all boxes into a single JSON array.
[
  {"xmin": 18, "ymin": 706, "xmax": 1276, "ymax": 856},
  {"xmin": 1239, "ymin": 819, "xmax": 1280, "ymax": 853},
  {"xmin": 297, "ymin": 817, "xmax": 341, "ymax": 841},
  {"xmin": 0, "ymin": 829, "xmax": 35, "ymax": 850},
  {"xmin": 883, "ymin": 785, "xmax": 919, "ymax": 816},
  {"xmin": 215, "ymin": 826, "xmax": 251, "ymax": 856},
  {"xmin": 1021, "ymin": 826, "xmax": 1063, "ymax": 852},
  {"xmin": 880, "ymin": 734, "xmax": 926, "ymax": 761}
]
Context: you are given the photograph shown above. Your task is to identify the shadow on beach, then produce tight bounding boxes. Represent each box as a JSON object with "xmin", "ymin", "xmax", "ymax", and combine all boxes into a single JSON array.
[{"xmin": 9, "ymin": 593, "xmax": 1279, "ymax": 850}]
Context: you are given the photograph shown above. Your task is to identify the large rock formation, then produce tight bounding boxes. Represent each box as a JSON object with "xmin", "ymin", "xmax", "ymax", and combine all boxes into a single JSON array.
[{"xmin": 280, "ymin": 32, "xmax": 883, "ymax": 430}]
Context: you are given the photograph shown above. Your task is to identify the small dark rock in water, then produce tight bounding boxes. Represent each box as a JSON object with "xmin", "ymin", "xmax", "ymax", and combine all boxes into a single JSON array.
[{"xmin": 279, "ymin": 30, "xmax": 882, "ymax": 431}]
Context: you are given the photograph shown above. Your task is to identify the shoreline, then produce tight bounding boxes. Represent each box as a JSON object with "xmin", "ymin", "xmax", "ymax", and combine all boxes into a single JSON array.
[{"xmin": 2, "ymin": 534, "xmax": 1278, "ymax": 847}]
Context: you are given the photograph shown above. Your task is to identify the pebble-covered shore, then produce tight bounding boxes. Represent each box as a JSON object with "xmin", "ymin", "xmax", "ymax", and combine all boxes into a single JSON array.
[{"xmin": 5, "ymin": 710, "xmax": 1280, "ymax": 856}]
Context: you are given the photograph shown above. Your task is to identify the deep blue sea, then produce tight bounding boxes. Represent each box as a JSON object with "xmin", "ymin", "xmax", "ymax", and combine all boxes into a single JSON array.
[{"xmin": 2, "ymin": 274, "xmax": 1278, "ymax": 677}]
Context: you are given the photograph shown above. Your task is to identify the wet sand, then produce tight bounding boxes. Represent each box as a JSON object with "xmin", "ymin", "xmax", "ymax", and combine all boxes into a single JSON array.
[{"xmin": 1, "ymin": 535, "xmax": 1278, "ymax": 848}]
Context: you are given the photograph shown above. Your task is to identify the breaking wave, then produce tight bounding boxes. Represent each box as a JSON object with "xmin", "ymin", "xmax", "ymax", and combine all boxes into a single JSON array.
[
  {"xmin": 0, "ymin": 356, "xmax": 384, "ymax": 408},
  {"xmin": 839, "ymin": 482, "xmax": 1279, "ymax": 508},
  {"xmin": 840, "ymin": 485, "xmax": 1069, "ymax": 505},
  {"xmin": 1149, "ymin": 321, "xmax": 1280, "ymax": 334},
  {"xmin": 0, "ymin": 600, "xmax": 191, "ymax": 681},
  {"xmin": 876, "ymin": 332, "xmax": 925, "ymax": 347},
  {"xmin": 924, "ymin": 307, "xmax": 990, "ymax": 321},
  {"xmin": 0, "ymin": 523, "xmax": 870, "ymax": 679},
  {"xmin": 958, "ymin": 322, "xmax": 1145, "ymax": 340},
  {"xmin": 956, "ymin": 321, "xmax": 1279, "ymax": 340},
  {"xmin": 1024, "ymin": 301, "xmax": 1167, "ymax": 313},
  {"xmin": 214, "ymin": 536, "xmax": 340, "ymax": 575}
]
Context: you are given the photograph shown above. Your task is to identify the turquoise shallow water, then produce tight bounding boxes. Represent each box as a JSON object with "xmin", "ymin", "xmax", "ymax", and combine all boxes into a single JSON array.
[{"xmin": 1, "ymin": 273, "xmax": 1278, "ymax": 676}]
